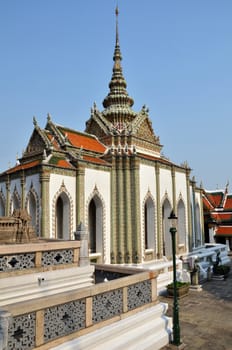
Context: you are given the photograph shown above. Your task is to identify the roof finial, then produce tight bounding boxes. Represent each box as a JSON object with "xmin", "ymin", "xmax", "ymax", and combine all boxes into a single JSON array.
[
  {"xmin": 102, "ymin": 5, "xmax": 134, "ymax": 110},
  {"xmin": 33, "ymin": 116, "xmax": 38, "ymax": 127},
  {"xmin": 115, "ymin": 4, "xmax": 119, "ymax": 17},
  {"xmin": 115, "ymin": 5, "xmax": 120, "ymax": 52}
]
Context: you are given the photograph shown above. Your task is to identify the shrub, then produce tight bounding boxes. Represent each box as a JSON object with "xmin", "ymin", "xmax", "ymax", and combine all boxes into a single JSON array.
[
  {"xmin": 167, "ymin": 281, "xmax": 190, "ymax": 288},
  {"xmin": 213, "ymin": 264, "xmax": 230, "ymax": 275}
]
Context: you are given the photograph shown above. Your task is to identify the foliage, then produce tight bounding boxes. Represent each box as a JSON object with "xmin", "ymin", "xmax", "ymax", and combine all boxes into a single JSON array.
[
  {"xmin": 167, "ymin": 281, "xmax": 190, "ymax": 288},
  {"xmin": 213, "ymin": 264, "xmax": 230, "ymax": 275}
]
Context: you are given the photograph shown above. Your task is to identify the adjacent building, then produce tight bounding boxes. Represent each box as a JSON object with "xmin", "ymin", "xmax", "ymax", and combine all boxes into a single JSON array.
[{"xmin": 203, "ymin": 184, "xmax": 232, "ymax": 250}]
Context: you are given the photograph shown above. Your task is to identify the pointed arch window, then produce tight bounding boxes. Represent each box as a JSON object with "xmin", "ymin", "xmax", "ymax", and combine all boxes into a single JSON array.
[
  {"xmin": 11, "ymin": 192, "xmax": 20, "ymax": 214},
  {"xmin": 55, "ymin": 193, "xmax": 70, "ymax": 240},
  {"xmin": 144, "ymin": 197, "xmax": 155, "ymax": 251},
  {"xmin": 88, "ymin": 195, "xmax": 103, "ymax": 257},
  {"xmin": 195, "ymin": 203, "xmax": 201, "ymax": 247},
  {"xmin": 27, "ymin": 192, "xmax": 36, "ymax": 231},
  {"xmin": 89, "ymin": 199, "xmax": 96, "ymax": 253},
  {"xmin": 0, "ymin": 196, "xmax": 5, "ymax": 216}
]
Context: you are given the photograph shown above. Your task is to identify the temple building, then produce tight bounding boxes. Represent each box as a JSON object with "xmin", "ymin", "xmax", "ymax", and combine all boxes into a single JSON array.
[
  {"xmin": 203, "ymin": 184, "xmax": 232, "ymax": 250},
  {"xmin": 0, "ymin": 9, "xmax": 204, "ymax": 265}
]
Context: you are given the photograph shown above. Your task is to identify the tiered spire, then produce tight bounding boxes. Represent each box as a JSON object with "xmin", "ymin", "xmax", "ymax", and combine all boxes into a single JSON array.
[
  {"xmin": 102, "ymin": 7, "xmax": 134, "ymax": 111},
  {"xmin": 85, "ymin": 6, "xmax": 162, "ymax": 155}
]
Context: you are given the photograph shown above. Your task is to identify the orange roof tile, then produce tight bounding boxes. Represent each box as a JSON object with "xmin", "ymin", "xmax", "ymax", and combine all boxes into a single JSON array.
[
  {"xmin": 82, "ymin": 155, "xmax": 109, "ymax": 165},
  {"xmin": 211, "ymin": 213, "xmax": 221, "ymax": 221},
  {"xmin": 211, "ymin": 212, "xmax": 232, "ymax": 222},
  {"xmin": 56, "ymin": 159, "xmax": 73, "ymax": 168},
  {"xmin": 216, "ymin": 226, "xmax": 232, "ymax": 236},
  {"xmin": 48, "ymin": 156, "xmax": 74, "ymax": 169},
  {"xmin": 224, "ymin": 195, "xmax": 232, "ymax": 210},
  {"xmin": 206, "ymin": 192, "xmax": 223, "ymax": 208},
  {"xmin": 6, "ymin": 160, "xmax": 41, "ymax": 174},
  {"xmin": 60, "ymin": 129, "xmax": 106, "ymax": 153},
  {"xmin": 139, "ymin": 153, "xmax": 171, "ymax": 164}
]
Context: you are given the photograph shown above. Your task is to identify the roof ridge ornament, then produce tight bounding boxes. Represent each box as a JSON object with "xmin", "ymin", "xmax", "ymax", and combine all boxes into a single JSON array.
[
  {"xmin": 115, "ymin": 5, "xmax": 119, "ymax": 50},
  {"xmin": 47, "ymin": 113, "xmax": 52, "ymax": 122},
  {"xmin": 33, "ymin": 116, "xmax": 38, "ymax": 127}
]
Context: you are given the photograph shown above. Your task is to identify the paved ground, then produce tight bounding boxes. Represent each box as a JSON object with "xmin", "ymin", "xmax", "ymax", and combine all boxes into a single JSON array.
[{"xmin": 160, "ymin": 256, "xmax": 232, "ymax": 350}]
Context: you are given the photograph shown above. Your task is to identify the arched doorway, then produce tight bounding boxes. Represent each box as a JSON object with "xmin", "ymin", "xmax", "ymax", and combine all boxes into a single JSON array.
[
  {"xmin": 88, "ymin": 195, "xmax": 103, "ymax": 256},
  {"xmin": 55, "ymin": 192, "xmax": 70, "ymax": 240},
  {"xmin": 0, "ymin": 196, "xmax": 5, "ymax": 216},
  {"xmin": 144, "ymin": 197, "xmax": 155, "ymax": 252},
  {"xmin": 11, "ymin": 192, "xmax": 20, "ymax": 213},
  {"xmin": 27, "ymin": 192, "xmax": 37, "ymax": 231}
]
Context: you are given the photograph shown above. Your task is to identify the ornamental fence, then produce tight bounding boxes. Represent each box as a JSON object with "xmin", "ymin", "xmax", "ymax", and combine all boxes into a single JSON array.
[
  {"xmin": 1, "ymin": 268, "xmax": 157, "ymax": 350},
  {"xmin": 0, "ymin": 240, "xmax": 80, "ymax": 276}
]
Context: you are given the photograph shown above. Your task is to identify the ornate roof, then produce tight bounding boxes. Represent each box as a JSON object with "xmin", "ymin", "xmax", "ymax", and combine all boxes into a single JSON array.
[
  {"xmin": 85, "ymin": 7, "xmax": 162, "ymax": 158},
  {"xmin": 3, "ymin": 115, "xmax": 109, "ymax": 175}
]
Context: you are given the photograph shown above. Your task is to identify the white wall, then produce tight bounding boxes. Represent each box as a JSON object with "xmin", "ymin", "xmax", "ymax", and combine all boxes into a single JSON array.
[
  {"xmin": 25, "ymin": 174, "xmax": 40, "ymax": 195},
  {"xmin": 160, "ymin": 168, "xmax": 173, "ymax": 204},
  {"xmin": 175, "ymin": 171, "xmax": 187, "ymax": 204},
  {"xmin": 139, "ymin": 164, "xmax": 156, "ymax": 201}
]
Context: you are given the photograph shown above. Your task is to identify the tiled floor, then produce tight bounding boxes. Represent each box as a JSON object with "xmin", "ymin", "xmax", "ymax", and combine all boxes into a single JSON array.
[{"xmin": 160, "ymin": 257, "xmax": 232, "ymax": 350}]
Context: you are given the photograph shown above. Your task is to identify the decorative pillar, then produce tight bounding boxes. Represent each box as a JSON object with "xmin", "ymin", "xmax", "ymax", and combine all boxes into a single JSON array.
[
  {"xmin": 74, "ymin": 222, "xmax": 89, "ymax": 267},
  {"xmin": 40, "ymin": 170, "xmax": 50, "ymax": 237},
  {"xmin": 0, "ymin": 310, "xmax": 12, "ymax": 350},
  {"xmin": 155, "ymin": 164, "xmax": 161, "ymax": 258},
  {"xmin": 20, "ymin": 171, "xmax": 25, "ymax": 209},
  {"xmin": 117, "ymin": 155, "xmax": 124, "ymax": 263},
  {"xmin": 110, "ymin": 156, "xmax": 117, "ymax": 263},
  {"xmin": 186, "ymin": 169, "xmax": 192, "ymax": 251},
  {"xmin": 192, "ymin": 177, "xmax": 197, "ymax": 248},
  {"xmin": 199, "ymin": 186, "xmax": 205, "ymax": 245},
  {"xmin": 124, "ymin": 156, "xmax": 132, "ymax": 263},
  {"xmin": 76, "ymin": 162, "xmax": 85, "ymax": 227},
  {"xmin": 131, "ymin": 156, "xmax": 141, "ymax": 263},
  {"xmin": 6, "ymin": 176, "xmax": 10, "ymax": 216}
]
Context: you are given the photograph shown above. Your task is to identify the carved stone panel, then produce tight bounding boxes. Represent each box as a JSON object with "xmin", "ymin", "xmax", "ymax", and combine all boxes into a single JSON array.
[
  {"xmin": 0, "ymin": 253, "xmax": 35, "ymax": 272},
  {"xmin": 44, "ymin": 299, "xmax": 86, "ymax": 342},
  {"xmin": 92, "ymin": 289, "xmax": 123, "ymax": 324},
  {"xmin": 8, "ymin": 313, "xmax": 36, "ymax": 350},
  {"xmin": 127, "ymin": 280, "xmax": 152, "ymax": 311},
  {"xmin": 41, "ymin": 249, "xmax": 74, "ymax": 266}
]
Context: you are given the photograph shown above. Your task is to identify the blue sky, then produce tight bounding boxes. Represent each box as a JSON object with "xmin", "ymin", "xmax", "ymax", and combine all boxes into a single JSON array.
[{"xmin": 0, "ymin": 0, "xmax": 232, "ymax": 190}]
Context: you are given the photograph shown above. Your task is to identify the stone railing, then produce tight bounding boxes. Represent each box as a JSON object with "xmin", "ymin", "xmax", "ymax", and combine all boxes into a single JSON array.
[
  {"xmin": 0, "ymin": 241, "xmax": 80, "ymax": 277},
  {"xmin": 1, "ymin": 269, "xmax": 158, "ymax": 350}
]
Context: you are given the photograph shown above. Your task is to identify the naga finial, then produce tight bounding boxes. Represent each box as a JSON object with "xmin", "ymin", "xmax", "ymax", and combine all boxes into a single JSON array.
[{"xmin": 33, "ymin": 116, "xmax": 37, "ymax": 126}]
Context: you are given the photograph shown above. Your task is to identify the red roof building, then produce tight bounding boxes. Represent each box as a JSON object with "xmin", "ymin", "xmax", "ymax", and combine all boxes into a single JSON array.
[{"xmin": 203, "ymin": 185, "xmax": 232, "ymax": 250}]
